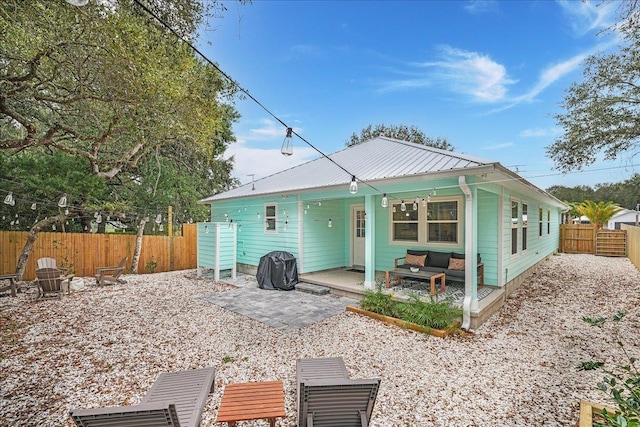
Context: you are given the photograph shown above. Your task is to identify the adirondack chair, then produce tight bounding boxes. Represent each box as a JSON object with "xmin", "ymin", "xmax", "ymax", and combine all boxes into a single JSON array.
[
  {"xmin": 35, "ymin": 268, "xmax": 72, "ymax": 299},
  {"xmin": 70, "ymin": 367, "xmax": 215, "ymax": 427},
  {"xmin": 296, "ymin": 357, "xmax": 381, "ymax": 427},
  {"xmin": 37, "ymin": 257, "xmax": 70, "ymax": 276},
  {"xmin": 95, "ymin": 257, "xmax": 128, "ymax": 286}
]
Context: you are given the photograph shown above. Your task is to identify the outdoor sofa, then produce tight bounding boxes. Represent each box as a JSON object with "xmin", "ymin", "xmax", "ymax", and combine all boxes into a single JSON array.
[{"xmin": 394, "ymin": 249, "xmax": 484, "ymax": 285}]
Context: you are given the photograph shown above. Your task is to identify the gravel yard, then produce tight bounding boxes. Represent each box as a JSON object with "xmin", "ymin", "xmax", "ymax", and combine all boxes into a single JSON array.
[{"xmin": 1, "ymin": 253, "xmax": 639, "ymax": 426}]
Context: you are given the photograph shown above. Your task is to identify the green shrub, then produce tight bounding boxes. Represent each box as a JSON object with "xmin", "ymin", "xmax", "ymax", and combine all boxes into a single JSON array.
[
  {"xmin": 359, "ymin": 288, "xmax": 461, "ymax": 331},
  {"xmin": 399, "ymin": 293, "xmax": 462, "ymax": 331},
  {"xmin": 360, "ymin": 289, "xmax": 399, "ymax": 318},
  {"xmin": 580, "ymin": 312, "xmax": 640, "ymax": 427}
]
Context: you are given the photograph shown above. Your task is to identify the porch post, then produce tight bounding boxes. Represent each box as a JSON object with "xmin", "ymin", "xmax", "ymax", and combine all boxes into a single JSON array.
[
  {"xmin": 364, "ymin": 194, "xmax": 376, "ymax": 289},
  {"xmin": 459, "ymin": 176, "xmax": 479, "ymax": 330}
]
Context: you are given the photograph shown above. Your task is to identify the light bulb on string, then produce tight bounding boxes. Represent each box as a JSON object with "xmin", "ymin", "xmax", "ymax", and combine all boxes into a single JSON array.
[
  {"xmin": 58, "ymin": 193, "xmax": 67, "ymax": 208},
  {"xmin": 65, "ymin": 209, "xmax": 69, "ymax": 215},
  {"xmin": 3, "ymin": 192, "xmax": 15, "ymax": 205},
  {"xmin": 328, "ymin": 218, "xmax": 332, "ymax": 228},
  {"xmin": 31, "ymin": 203, "xmax": 37, "ymax": 210},
  {"xmin": 381, "ymin": 194, "xmax": 388, "ymax": 208},
  {"xmin": 392, "ymin": 206, "xmax": 396, "ymax": 213},
  {"xmin": 155, "ymin": 214, "xmax": 162, "ymax": 224},
  {"xmin": 159, "ymin": 224, "xmax": 164, "ymax": 232},
  {"xmin": 96, "ymin": 213, "xmax": 102, "ymax": 223},
  {"xmin": 318, "ymin": 200, "xmax": 322, "ymax": 207},
  {"xmin": 52, "ymin": 224, "xmax": 56, "ymax": 231},
  {"xmin": 281, "ymin": 127, "xmax": 293, "ymax": 156},
  {"xmin": 422, "ymin": 198, "xmax": 426, "ymax": 207},
  {"xmin": 205, "ymin": 225, "xmax": 209, "ymax": 234},
  {"xmin": 349, "ymin": 176, "xmax": 358, "ymax": 194},
  {"xmin": 400, "ymin": 200, "xmax": 406, "ymax": 211}
]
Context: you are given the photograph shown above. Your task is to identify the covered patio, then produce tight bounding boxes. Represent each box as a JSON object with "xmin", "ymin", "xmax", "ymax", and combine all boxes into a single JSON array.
[{"xmin": 300, "ymin": 267, "xmax": 506, "ymax": 328}]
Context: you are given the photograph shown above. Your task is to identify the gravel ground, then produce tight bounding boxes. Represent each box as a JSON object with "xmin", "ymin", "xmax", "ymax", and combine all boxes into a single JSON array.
[{"xmin": 1, "ymin": 253, "xmax": 639, "ymax": 427}]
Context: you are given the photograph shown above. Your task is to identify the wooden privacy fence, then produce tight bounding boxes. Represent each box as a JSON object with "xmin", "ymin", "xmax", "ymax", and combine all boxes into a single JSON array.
[
  {"xmin": 560, "ymin": 224, "xmax": 596, "ymax": 254},
  {"xmin": 622, "ymin": 224, "xmax": 640, "ymax": 271},
  {"xmin": 0, "ymin": 224, "xmax": 197, "ymax": 281},
  {"xmin": 560, "ymin": 224, "xmax": 627, "ymax": 257}
]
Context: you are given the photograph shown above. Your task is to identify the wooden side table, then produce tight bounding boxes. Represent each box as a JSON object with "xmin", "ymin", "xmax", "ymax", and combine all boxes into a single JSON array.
[
  {"xmin": 216, "ymin": 380, "xmax": 285, "ymax": 427},
  {"xmin": 0, "ymin": 274, "xmax": 18, "ymax": 297}
]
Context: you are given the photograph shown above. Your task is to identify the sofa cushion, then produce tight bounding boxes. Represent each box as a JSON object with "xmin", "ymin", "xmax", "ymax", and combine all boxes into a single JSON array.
[
  {"xmin": 445, "ymin": 269, "xmax": 465, "ymax": 280},
  {"xmin": 405, "ymin": 253, "xmax": 426, "ymax": 267},
  {"xmin": 427, "ymin": 251, "xmax": 451, "ymax": 269},
  {"xmin": 452, "ymin": 252, "xmax": 482, "ymax": 264},
  {"xmin": 398, "ymin": 264, "xmax": 430, "ymax": 272},
  {"xmin": 407, "ymin": 249, "xmax": 429, "ymax": 257},
  {"xmin": 447, "ymin": 258, "xmax": 465, "ymax": 270}
]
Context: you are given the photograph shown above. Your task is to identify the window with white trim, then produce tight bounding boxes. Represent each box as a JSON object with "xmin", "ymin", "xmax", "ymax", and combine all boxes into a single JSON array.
[
  {"xmin": 391, "ymin": 202, "xmax": 419, "ymax": 242},
  {"xmin": 522, "ymin": 202, "xmax": 528, "ymax": 251},
  {"xmin": 538, "ymin": 206, "xmax": 543, "ymax": 237},
  {"xmin": 511, "ymin": 199, "xmax": 519, "ymax": 255},
  {"xmin": 426, "ymin": 200, "xmax": 459, "ymax": 244},
  {"xmin": 264, "ymin": 203, "xmax": 277, "ymax": 233},
  {"xmin": 389, "ymin": 196, "xmax": 462, "ymax": 246}
]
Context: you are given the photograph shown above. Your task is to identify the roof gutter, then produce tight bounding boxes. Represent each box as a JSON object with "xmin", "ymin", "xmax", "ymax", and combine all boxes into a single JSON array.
[{"xmin": 459, "ymin": 175, "xmax": 472, "ymax": 331}]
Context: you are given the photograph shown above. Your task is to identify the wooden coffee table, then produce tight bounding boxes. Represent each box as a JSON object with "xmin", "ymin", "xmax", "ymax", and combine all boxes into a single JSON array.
[
  {"xmin": 385, "ymin": 269, "xmax": 446, "ymax": 295},
  {"xmin": 216, "ymin": 380, "xmax": 285, "ymax": 427}
]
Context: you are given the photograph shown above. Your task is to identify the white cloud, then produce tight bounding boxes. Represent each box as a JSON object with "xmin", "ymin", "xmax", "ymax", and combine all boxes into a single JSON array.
[
  {"xmin": 428, "ymin": 46, "xmax": 516, "ymax": 101},
  {"xmin": 483, "ymin": 142, "xmax": 514, "ymax": 150},
  {"xmin": 517, "ymin": 53, "xmax": 588, "ymax": 103},
  {"xmin": 557, "ymin": 0, "xmax": 617, "ymax": 36},
  {"xmin": 464, "ymin": 1, "xmax": 498, "ymax": 15},
  {"xmin": 520, "ymin": 128, "xmax": 548, "ymax": 138}
]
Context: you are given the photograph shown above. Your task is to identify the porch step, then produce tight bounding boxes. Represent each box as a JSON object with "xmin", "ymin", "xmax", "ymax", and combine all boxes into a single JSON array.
[{"xmin": 295, "ymin": 282, "xmax": 331, "ymax": 296}]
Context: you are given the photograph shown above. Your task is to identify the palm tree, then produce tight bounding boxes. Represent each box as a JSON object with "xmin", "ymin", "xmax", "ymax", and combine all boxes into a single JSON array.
[{"xmin": 575, "ymin": 200, "xmax": 622, "ymax": 229}]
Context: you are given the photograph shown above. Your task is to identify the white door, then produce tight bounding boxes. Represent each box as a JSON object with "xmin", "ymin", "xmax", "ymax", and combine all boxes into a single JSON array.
[{"xmin": 352, "ymin": 205, "xmax": 366, "ymax": 266}]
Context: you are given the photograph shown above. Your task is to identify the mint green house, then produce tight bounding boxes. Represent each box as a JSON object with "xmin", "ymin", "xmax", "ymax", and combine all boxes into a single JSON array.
[{"xmin": 199, "ymin": 137, "xmax": 567, "ymax": 328}]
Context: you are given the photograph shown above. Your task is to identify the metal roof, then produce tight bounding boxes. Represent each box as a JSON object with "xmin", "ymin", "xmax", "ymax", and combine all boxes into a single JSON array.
[{"xmin": 200, "ymin": 137, "xmax": 498, "ymax": 203}]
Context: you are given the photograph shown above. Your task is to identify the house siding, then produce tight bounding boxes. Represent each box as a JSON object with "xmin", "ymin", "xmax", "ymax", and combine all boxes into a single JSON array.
[
  {"xmin": 477, "ymin": 189, "xmax": 499, "ymax": 285},
  {"xmin": 302, "ymin": 198, "xmax": 347, "ymax": 273},
  {"xmin": 209, "ymin": 196, "xmax": 301, "ymax": 269},
  {"xmin": 501, "ymin": 191, "xmax": 561, "ymax": 287}
]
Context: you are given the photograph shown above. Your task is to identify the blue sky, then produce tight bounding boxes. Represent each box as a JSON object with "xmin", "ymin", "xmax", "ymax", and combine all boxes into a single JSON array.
[{"xmin": 201, "ymin": 0, "xmax": 636, "ymax": 191}]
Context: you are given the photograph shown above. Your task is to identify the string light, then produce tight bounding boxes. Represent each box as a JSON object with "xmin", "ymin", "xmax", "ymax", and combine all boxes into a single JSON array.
[
  {"xmin": 349, "ymin": 176, "xmax": 358, "ymax": 194},
  {"xmin": 400, "ymin": 200, "xmax": 406, "ymax": 211},
  {"xmin": 281, "ymin": 127, "xmax": 293, "ymax": 156},
  {"xmin": 3, "ymin": 192, "xmax": 15, "ymax": 206},
  {"xmin": 31, "ymin": 203, "xmax": 37, "ymax": 210},
  {"xmin": 381, "ymin": 194, "xmax": 388, "ymax": 208},
  {"xmin": 57, "ymin": 193, "xmax": 67, "ymax": 208},
  {"xmin": 328, "ymin": 218, "xmax": 332, "ymax": 228}
]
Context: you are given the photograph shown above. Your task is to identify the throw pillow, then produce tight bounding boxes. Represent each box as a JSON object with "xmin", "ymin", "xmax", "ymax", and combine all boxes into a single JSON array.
[
  {"xmin": 405, "ymin": 253, "xmax": 426, "ymax": 266},
  {"xmin": 448, "ymin": 258, "xmax": 465, "ymax": 270}
]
